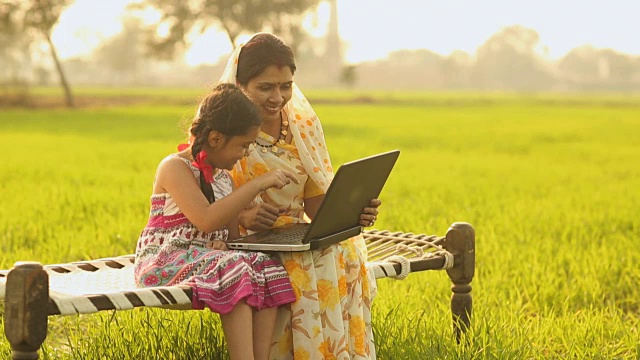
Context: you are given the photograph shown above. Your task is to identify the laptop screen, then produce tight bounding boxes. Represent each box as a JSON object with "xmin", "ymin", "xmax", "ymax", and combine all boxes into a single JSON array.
[{"xmin": 303, "ymin": 150, "xmax": 400, "ymax": 242}]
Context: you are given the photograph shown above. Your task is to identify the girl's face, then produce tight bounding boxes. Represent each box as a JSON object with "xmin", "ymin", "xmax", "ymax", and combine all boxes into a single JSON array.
[
  {"xmin": 242, "ymin": 65, "xmax": 293, "ymax": 124},
  {"xmin": 208, "ymin": 126, "xmax": 260, "ymax": 170}
]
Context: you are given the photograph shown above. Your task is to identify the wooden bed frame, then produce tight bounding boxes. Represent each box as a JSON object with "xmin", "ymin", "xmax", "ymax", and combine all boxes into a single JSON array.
[{"xmin": 1, "ymin": 223, "xmax": 474, "ymax": 360}]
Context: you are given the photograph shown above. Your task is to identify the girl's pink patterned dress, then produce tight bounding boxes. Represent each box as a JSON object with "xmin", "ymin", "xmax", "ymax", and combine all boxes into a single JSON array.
[{"xmin": 134, "ymin": 155, "xmax": 295, "ymax": 314}]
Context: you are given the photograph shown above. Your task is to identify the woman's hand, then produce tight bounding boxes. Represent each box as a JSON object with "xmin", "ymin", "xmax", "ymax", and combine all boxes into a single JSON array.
[
  {"xmin": 206, "ymin": 240, "xmax": 228, "ymax": 251},
  {"xmin": 360, "ymin": 198, "xmax": 381, "ymax": 227},
  {"xmin": 238, "ymin": 203, "xmax": 282, "ymax": 231}
]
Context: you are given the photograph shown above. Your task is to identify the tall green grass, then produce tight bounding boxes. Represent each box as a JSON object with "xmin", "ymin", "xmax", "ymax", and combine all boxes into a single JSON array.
[{"xmin": 1, "ymin": 93, "xmax": 639, "ymax": 359}]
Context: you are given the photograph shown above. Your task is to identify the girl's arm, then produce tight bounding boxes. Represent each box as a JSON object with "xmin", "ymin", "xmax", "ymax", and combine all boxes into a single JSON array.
[
  {"xmin": 226, "ymin": 181, "xmax": 241, "ymax": 240},
  {"xmin": 156, "ymin": 157, "xmax": 298, "ymax": 233}
]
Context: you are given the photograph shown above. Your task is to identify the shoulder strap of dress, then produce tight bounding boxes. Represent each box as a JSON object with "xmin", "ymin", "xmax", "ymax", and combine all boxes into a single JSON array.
[
  {"xmin": 170, "ymin": 154, "xmax": 199, "ymax": 178},
  {"xmin": 175, "ymin": 155, "xmax": 193, "ymax": 168}
]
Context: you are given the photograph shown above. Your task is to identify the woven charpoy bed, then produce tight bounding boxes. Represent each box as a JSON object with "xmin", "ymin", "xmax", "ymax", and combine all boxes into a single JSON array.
[{"xmin": 0, "ymin": 223, "xmax": 475, "ymax": 360}]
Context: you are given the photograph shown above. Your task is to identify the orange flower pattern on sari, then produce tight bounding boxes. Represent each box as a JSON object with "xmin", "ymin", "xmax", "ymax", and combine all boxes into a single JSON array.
[
  {"xmin": 285, "ymin": 259, "xmax": 313, "ymax": 300},
  {"xmin": 278, "ymin": 327, "xmax": 294, "ymax": 356},
  {"xmin": 230, "ymin": 136, "xmax": 377, "ymax": 359},
  {"xmin": 319, "ymin": 340, "xmax": 339, "ymax": 360},
  {"xmin": 349, "ymin": 316, "xmax": 367, "ymax": 356},
  {"xmin": 294, "ymin": 349, "xmax": 311, "ymax": 360},
  {"xmin": 274, "ymin": 215, "xmax": 296, "ymax": 228},
  {"xmin": 338, "ymin": 275, "xmax": 348, "ymax": 298},
  {"xmin": 317, "ymin": 279, "xmax": 339, "ymax": 311}
]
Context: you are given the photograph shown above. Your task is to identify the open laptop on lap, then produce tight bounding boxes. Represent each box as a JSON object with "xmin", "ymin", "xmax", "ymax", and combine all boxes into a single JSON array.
[{"xmin": 226, "ymin": 150, "xmax": 400, "ymax": 252}]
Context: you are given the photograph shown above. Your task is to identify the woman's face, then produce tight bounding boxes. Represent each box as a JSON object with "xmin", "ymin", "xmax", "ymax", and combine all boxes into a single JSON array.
[{"xmin": 242, "ymin": 65, "xmax": 293, "ymax": 124}]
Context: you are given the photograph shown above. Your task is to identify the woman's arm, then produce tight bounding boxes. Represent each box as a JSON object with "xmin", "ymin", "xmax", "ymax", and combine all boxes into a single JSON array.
[
  {"xmin": 303, "ymin": 194, "xmax": 324, "ymax": 220},
  {"xmin": 238, "ymin": 202, "xmax": 282, "ymax": 231},
  {"xmin": 226, "ymin": 218, "xmax": 241, "ymax": 240},
  {"xmin": 157, "ymin": 157, "xmax": 297, "ymax": 233}
]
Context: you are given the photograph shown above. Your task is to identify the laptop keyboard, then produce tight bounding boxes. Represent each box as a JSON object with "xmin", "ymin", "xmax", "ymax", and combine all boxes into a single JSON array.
[{"xmin": 261, "ymin": 226, "xmax": 308, "ymax": 244}]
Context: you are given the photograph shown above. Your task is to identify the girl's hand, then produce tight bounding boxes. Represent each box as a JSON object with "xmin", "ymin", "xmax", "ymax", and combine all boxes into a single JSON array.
[
  {"xmin": 206, "ymin": 240, "xmax": 228, "ymax": 251},
  {"xmin": 257, "ymin": 169, "xmax": 300, "ymax": 191},
  {"xmin": 360, "ymin": 198, "xmax": 381, "ymax": 227}
]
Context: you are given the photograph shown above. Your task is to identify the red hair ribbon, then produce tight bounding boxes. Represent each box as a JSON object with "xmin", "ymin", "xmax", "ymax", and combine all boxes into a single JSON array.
[
  {"xmin": 192, "ymin": 150, "xmax": 214, "ymax": 183},
  {"xmin": 177, "ymin": 144, "xmax": 214, "ymax": 183}
]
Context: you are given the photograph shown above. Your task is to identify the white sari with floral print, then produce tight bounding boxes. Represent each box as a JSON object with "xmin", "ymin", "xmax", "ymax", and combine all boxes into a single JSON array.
[{"xmin": 222, "ymin": 37, "xmax": 378, "ymax": 359}]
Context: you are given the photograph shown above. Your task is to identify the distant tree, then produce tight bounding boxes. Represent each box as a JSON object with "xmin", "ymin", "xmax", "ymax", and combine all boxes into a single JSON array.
[
  {"xmin": 0, "ymin": 1, "xmax": 32, "ymax": 94},
  {"xmin": 21, "ymin": 0, "xmax": 75, "ymax": 107},
  {"xmin": 0, "ymin": 2, "xmax": 20, "ymax": 59},
  {"xmin": 473, "ymin": 25, "xmax": 552, "ymax": 90},
  {"xmin": 340, "ymin": 64, "xmax": 357, "ymax": 88},
  {"xmin": 34, "ymin": 66, "xmax": 51, "ymax": 85},
  {"xmin": 262, "ymin": 11, "xmax": 309, "ymax": 54},
  {"xmin": 558, "ymin": 46, "xmax": 636, "ymax": 88},
  {"xmin": 350, "ymin": 49, "xmax": 446, "ymax": 90},
  {"xmin": 1, "ymin": 0, "xmax": 74, "ymax": 105},
  {"xmin": 600, "ymin": 49, "xmax": 636, "ymax": 83},
  {"xmin": 441, "ymin": 50, "xmax": 472, "ymax": 88},
  {"xmin": 387, "ymin": 49, "xmax": 445, "ymax": 89},
  {"xmin": 131, "ymin": 0, "xmax": 321, "ymax": 60},
  {"xmin": 557, "ymin": 46, "xmax": 599, "ymax": 82},
  {"xmin": 386, "ymin": 49, "xmax": 442, "ymax": 66},
  {"xmin": 93, "ymin": 17, "xmax": 144, "ymax": 85}
]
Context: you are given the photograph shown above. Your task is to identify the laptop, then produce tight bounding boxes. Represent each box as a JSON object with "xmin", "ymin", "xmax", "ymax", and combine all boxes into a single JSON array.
[{"xmin": 226, "ymin": 150, "xmax": 400, "ymax": 252}]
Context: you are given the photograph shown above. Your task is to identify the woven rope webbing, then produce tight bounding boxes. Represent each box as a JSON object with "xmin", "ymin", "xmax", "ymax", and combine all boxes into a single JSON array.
[
  {"xmin": 0, "ymin": 229, "xmax": 454, "ymax": 316},
  {"xmin": 0, "ymin": 255, "xmax": 192, "ymax": 315},
  {"xmin": 362, "ymin": 229, "xmax": 453, "ymax": 279},
  {"xmin": 363, "ymin": 229, "xmax": 445, "ymax": 260}
]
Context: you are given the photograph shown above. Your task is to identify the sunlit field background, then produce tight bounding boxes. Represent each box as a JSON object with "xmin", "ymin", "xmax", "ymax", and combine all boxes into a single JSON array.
[{"xmin": 1, "ymin": 90, "xmax": 639, "ymax": 359}]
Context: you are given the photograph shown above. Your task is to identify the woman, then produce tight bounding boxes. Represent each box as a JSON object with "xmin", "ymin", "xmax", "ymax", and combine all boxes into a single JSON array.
[{"xmin": 221, "ymin": 33, "xmax": 380, "ymax": 359}]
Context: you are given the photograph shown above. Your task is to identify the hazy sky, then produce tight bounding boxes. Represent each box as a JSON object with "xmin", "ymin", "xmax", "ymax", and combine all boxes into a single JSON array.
[{"xmin": 52, "ymin": 0, "xmax": 640, "ymax": 65}]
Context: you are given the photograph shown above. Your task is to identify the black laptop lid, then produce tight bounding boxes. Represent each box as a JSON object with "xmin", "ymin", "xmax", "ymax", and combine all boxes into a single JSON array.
[{"xmin": 303, "ymin": 150, "xmax": 400, "ymax": 242}]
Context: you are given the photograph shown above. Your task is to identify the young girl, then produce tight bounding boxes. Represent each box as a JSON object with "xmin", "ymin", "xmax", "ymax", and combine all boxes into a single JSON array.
[{"xmin": 134, "ymin": 83, "xmax": 298, "ymax": 360}]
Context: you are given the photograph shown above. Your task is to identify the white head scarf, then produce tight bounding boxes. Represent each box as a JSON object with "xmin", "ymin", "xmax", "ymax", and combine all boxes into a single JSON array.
[{"xmin": 219, "ymin": 35, "xmax": 334, "ymax": 191}]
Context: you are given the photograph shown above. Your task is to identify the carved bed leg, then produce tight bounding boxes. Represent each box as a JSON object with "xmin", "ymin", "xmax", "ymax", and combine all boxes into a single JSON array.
[
  {"xmin": 444, "ymin": 222, "xmax": 475, "ymax": 342},
  {"xmin": 4, "ymin": 262, "xmax": 49, "ymax": 360}
]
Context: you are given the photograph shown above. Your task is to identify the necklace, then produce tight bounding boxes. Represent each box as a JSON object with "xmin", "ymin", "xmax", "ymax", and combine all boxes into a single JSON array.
[{"xmin": 255, "ymin": 112, "xmax": 289, "ymax": 154}]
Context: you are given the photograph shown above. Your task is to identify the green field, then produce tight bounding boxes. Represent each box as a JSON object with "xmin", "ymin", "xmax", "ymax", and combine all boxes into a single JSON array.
[{"xmin": 1, "ymin": 91, "xmax": 639, "ymax": 359}]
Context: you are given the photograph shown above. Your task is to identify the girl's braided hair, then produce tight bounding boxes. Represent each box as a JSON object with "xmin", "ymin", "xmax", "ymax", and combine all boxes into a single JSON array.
[{"xmin": 188, "ymin": 83, "xmax": 261, "ymax": 203}]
